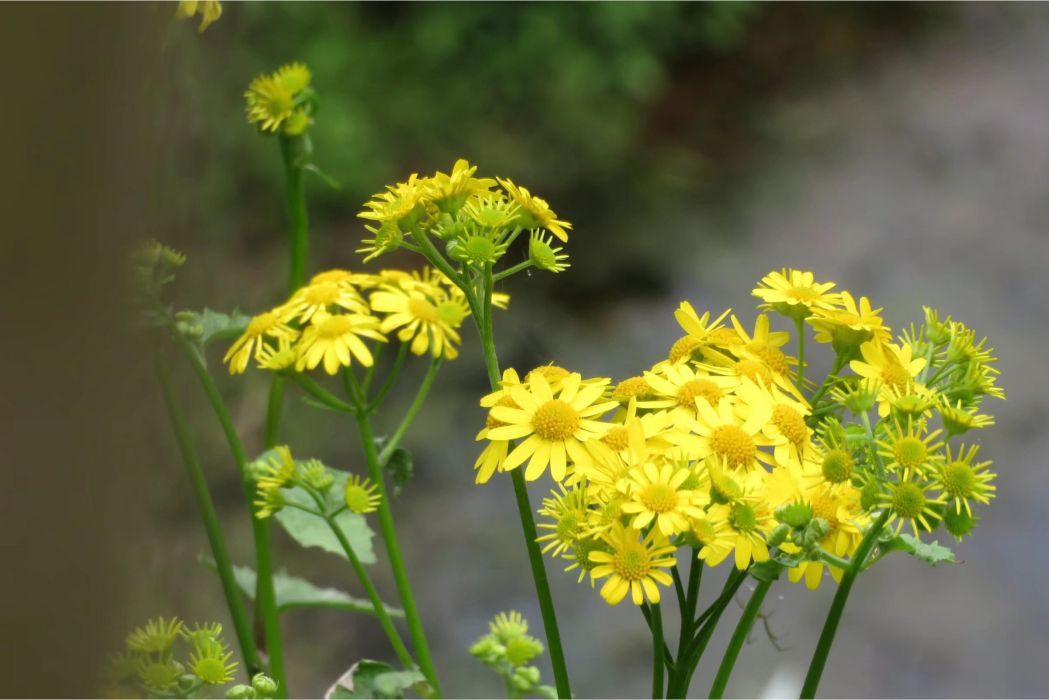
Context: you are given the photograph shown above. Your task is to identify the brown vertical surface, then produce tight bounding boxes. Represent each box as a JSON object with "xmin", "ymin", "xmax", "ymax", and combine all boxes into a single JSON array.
[{"xmin": 0, "ymin": 3, "xmax": 165, "ymax": 696}]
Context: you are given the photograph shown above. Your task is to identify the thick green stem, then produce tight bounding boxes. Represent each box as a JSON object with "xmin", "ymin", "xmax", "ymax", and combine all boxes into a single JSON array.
[
  {"xmin": 708, "ymin": 578, "xmax": 772, "ymax": 699},
  {"xmin": 173, "ymin": 335, "xmax": 286, "ymax": 696},
  {"xmin": 279, "ymin": 134, "xmax": 309, "ymax": 294},
  {"xmin": 678, "ymin": 553, "xmax": 702, "ymax": 660},
  {"xmin": 355, "ymin": 413, "xmax": 441, "ymax": 695},
  {"xmin": 377, "ymin": 357, "xmax": 442, "ymax": 465},
  {"xmin": 800, "ymin": 509, "xmax": 890, "ymax": 699},
  {"xmin": 325, "ymin": 514, "xmax": 415, "ymax": 670},
  {"xmin": 650, "ymin": 602, "xmax": 665, "ymax": 699},
  {"xmin": 639, "ymin": 604, "xmax": 675, "ymax": 673},
  {"xmin": 264, "ymin": 377, "xmax": 286, "ymax": 446},
  {"xmin": 157, "ymin": 360, "xmax": 262, "ymax": 675}
]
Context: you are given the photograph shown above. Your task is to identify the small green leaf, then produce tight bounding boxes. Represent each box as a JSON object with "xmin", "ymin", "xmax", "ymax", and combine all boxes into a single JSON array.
[
  {"xmin": 881, "ymin": 534, "xmax": 956, "ymax": 566},
  {"xmin": 384, "ymin": 448, "xmax": 413, "ymax": 498},
  {"xmin": 749, "ymin": 559, "xmax": 786, "ymax": 582},
  {"xmin": 275, "ymin": 489, "xmax": 376, "ymax": 564},
  {"xmin": 325, "ymin": 661, "xmax": 425, "ymax": 699}
]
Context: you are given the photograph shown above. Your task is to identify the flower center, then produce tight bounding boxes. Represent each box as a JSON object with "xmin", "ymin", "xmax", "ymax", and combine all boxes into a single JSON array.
[
  {"xmin": 612, "ymin": 542, "xmax": 651, "ymax": 582},
  {"xmin": 315, "ymin": 315, "xmax": 354, "ymax": 338},
  {"xmin": 301, "ymin": 283, "xmax": 340, "ymax": 305},
  {"xmin": 942, "ymin": 461, "xmax": 975, "ymax": 498},
  {"xmin": 246, "ymin": 312, "xmax": 280, "ymax": 337},
  {"xmin": 756, "ymin": 346, "xmax": 791, "ymax": 376},
  {"xmin": 464, "ymin": 234, "xmax": 498, "ymax": 261},
  {"xmin": 772, "ymin": 404, "xmax": 807, "ymax": 445},
  {"xmin": 407, "ymin": 297, "xmax": 441, "ymax": 323},
  {"xmin": 892, "ymin": 482, "xmax": 926, "ymax": 519},
  {"xmin": 709, "ymin": 425, "xmax": 756, "ymax": 468},
  {"xmin": 668, "ymin": 336, "xmax": 700, "ymax": 363},
  {"xmin": 436, "ymin": 300, "xmax": 467, "ymax": 326},
  {"xmin": 640, "ymin": 482, "xmax": 678, "ymax": 513},
  {"xmin": 614, "ymin": 376, "xmax": 650, "ymax": 401},
  {"xmin": 345, "ymin": 485, "xmax": 373, "ymax": 513},
  {"xmin": 786, "ymin": 286, "xmax": 819, "ymax": 301},
  {"xmin": 573, "ymin": 539, "xmax": 600, "ymax": 570},
  {"xmin": 677, "ymin": 379, "xmax": 723, "ymax": 409},
  {"xmin": 809, "ymin": 493, "xmax": 840, "ymax": 530},
  {"xmin": 821, "ymin": 449, "xmax": 854, "ymax": 483},
  {"xmin": 602, "ymin": 426, "xmax": 630, "ymax": 451},
  {"xmin": 894, "ymin": 436, "xmax": 927, "ymax": 471},
  {"xmin": 528, "ymin": 365, "xmax": 571, "ymax": 384},
  {"xmin": 555, "ymin": 513, "xmax": 581, "ymax": 542},
  {"xmin": 533, "ymin": 400, "xmax": 580, "ymax": 441},
  {"xmin": 706, "ymin": 328, "xmax": 739, "ymax": 345},
  {"xmin": 880, "ymin": 363, "xmax": 911, "ymax": 390},
  {"xmin": 729, "ymin": 503, "xmax": 757, "ymax": 532},
  {"xmin": 193, "ymin": 657, "xmax": 229, "ymax": 684},
  {"xmin": 736, "ymin": 359, "xmax": 773, "ymax": 384}
]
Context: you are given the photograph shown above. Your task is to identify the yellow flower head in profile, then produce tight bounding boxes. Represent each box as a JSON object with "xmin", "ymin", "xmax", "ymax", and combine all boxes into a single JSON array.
[
  {"xmin": 589, "ymin": 522, "xmax": 676, "ymax": 606},
  {"xmin": 498, "ymin": 178, "xmax": 572, "ymax": 242},
  {"xmin": 485, "ymin": 372, "xmax": 617, "ymax": 482},
  {"xmin": 358, "ymin": 174, "xmax": 428, "ymax": 230},
  {"xmin": 427, "ymin": 159, "xmax": 496, "ymax": 214},
  {"xmin": 809, "ymin": 291, "xmax": 890, "ymax": 351},
  {"xmin": 295, "ymin": 311, "xmax": 386, "ymax": 374},
  {"xmin": 245, "ymin": 62, "xmax": 313, "ymax": 134},
  {"xmin": 369, "ymin": 280, "xmax": 463, "ymax": 359},
  {"xmin": 176, "ymin": 0, "xmax": 221, "ymax": 32},
  {"xmin": 753, "ymin": 269, "xmax": 840, "ymax": 319},
  {"xmin": 224, "ymin": 311, "xmax": 299, "ymax": 375},
  {"xmin": 344, "ymin": 474, "xmax": 381, "ymax": 514},
  {"xmin": 188, "ymin": 638, "xmax": 237, "ymax": 685},
  {"xmin": 127, "ymin": 617, "xmax": 184, "ymax": 654},
  {"xmin": 673, "ymin": 302, "xmax": 732, "ymax": 353},
  {"xmin": 537, "ymin": 485, "xmax": 589, "ymax": 556},
  {"xmin": 850, "ymin": 341, "xmax": 927, "ymax": 416}
]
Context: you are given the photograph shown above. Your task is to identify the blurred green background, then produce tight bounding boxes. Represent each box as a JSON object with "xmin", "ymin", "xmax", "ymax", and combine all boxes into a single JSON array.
[{"xmin": 3, "ymin": 2, "xmax": 1047, "ymax": 697}]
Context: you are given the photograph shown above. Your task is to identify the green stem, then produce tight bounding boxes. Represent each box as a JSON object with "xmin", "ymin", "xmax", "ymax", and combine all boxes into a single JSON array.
[
  {"xmin": 708, "ymin": 578, "xmax": 772, "ymax": 699},
  {"xmin": 367, "ymin": 342, "xmax": 409, "ymax": 414},
  {"xmin": 491, "ymin": 260, "xmax": 532, "ymax": 282},
  {"xmin": 677, "ymin": 553, "xmax": 702, "ymax": 661},
  {"xmin": 796, "ymin": 317, "xmax": 806, "ymax": 389},
  {"xmin": 639, "ymin": 604, "xmax": 675, "ymax": 673},
  {"xmin": 799, "ymin": 509, "xmax": 890, "ymax": 699},
  {"xmin": 172, "ymin": 334, "xmax": 287, "ymax": 697},
  {"xmin": 355, "ymin": 413, "xmax": 441, "ymax": 695},
  {"xmin": 471, "ymin": 269, "xmax": 572, "ymax": 699},
  {"xmin": 650, "ymin": 602, "xmax": 665, "ymax": 699},
  {"xmin": 279, "ymin": 134, "xmax": 309, "ymax": 294},
  {"xmin": 377, "ymin": 356, "xmax": 442, "ymax": 466},
  {"xmin": 156, "ymin": 360, "xmax": 262, "ymax": 676},
  {"xmin": 325, "ymin": 514, "xmax": 416, "ymax": 670},
  {"xmin": 264, "ymin": 377, "xmax": 286, "ymax": 447},
  {"xmin": 291, "ymin": 373, "xmax": 356, "ymax": 414},
  {"xmin": 809, "ymin": 355, "xmax": 847, "ymax": 407}
]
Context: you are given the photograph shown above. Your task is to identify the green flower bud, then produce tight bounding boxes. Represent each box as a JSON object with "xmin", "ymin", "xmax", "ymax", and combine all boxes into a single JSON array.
[
  {"xmin": 226, "ymin": 684, "xmax": 256, "ymax": 699},
  {"xmin": 775, "ymin": 502, "xmax": 813, "ymax": 529},
  {"xmin": 511, "ymin": 666, "xmax": 542, "ymax": 692},
  {"xmin": 505, "ymin": 636, "xmax": 544, "ymax": 665},
  {"xmin": 252, "ymin": 673, "xmax": 278, "ymax": 697},
  {"xmin": 767, "ymin": 523, "xmax": 791, "ymax": 548}
]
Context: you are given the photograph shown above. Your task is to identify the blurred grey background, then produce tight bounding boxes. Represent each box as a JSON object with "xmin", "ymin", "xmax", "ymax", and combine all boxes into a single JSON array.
[{"xmin": 2, "ymin": 3, "xmax": 1047, "ymax": 697}]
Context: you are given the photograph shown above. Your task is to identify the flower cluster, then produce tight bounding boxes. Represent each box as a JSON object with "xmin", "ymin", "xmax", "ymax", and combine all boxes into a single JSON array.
[
  {"xmin": 244, "ymin": 62, "xmax": 315, "ymax": 136},
  {"xmin": 357, "ymin": 159, "xmax": 570, "ymax": 275},
  {"xmin": 105, "ymin": 617, "xmax": 267, "ymax": 698},
  {"xmin": 470, "ymin": 611, "xmax": 555, "ymax": 700},
  {"xmin": 474, "ymin": 269, "xmax": 1002, "ymax": 606},
  {"xmin": 251, "ymin": 445, "xmax": 378, "ymax": 521},
  {"xmin": 225, "ymin": 267, "xmax": 484, "ymax": 375}
]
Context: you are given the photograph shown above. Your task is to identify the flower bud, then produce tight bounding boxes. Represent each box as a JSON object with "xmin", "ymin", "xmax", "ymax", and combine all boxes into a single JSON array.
[
  {"xmin": 252, "ymin": 673, "xmax": 278, "ymax": 697},
  {"xmin": 226, "ymin": 684, "xmax": 256, "ymax": 699}
]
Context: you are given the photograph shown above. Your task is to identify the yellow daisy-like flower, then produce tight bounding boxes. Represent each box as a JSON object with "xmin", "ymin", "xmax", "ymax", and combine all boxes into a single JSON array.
[
  {"xmin": 245, "ymin": 74, "xmax": 295, "ymax": 133},
  {"xmin": 674, "ymin": 396, "xmax": 774, "ymax": 473},
  {"xmin": 497, "ymin": 178, "xmax": 572, "ymax": 242},
  {"xmin": 850, "ymin": 341, "xmax": 927, "ymax": 416},
  {"xmin": 127, "ymin": 617, "xmax": 184, "ymax": 654},
  {"xmin": 936, "ymin": 443, "xmax": 996, "ymax": 516},
  {"xmin": 486, "ymin": 372, "xmax": 617, "ymax": 481},
  {"xmin": 693, "ymin": 514, "xmax": 736, "ymax": 567},
  {"xmin": 939, "ymin": 399, "xmax": 995, "ymax": 435},
  {"xmin": 344, "ymin": 474, "xmax": 381, "ymax": 514},
  {"xmin": 275, "ymin": 62, "xmax": 311, "ymax": 95},
  {"xmin": 427, "ymin": 159, "xmax": 497, "ymax": 214},
  {"xmin": 294, "ymin": 311, "xmax": 385, "ymax": 374},
  {"xmin": 752, "ymin": 269, "xmax": 841, "ymax": 318},
  {"xmin": 537, "ymin": 485, "xmax": 589, "ymax": 556},
  {"xmin": 707, "ymin": 498, "xmax": 774, "ymax": 570},
  {"xmin": 358, "ymin": 174, "xmax": 428, "ymax": 230},
  {"xmin": 189, "ymin": 639, "xmax": 237, "ymax": 685},
  {"xmin": 641, "ymin": 362, "xmax": 739, "ymax": 416},
  {"xmin": 621, "ymin": 461, "xmax": 707, "ymax": 535},
  {"xmin": 730, "ymin": 314, "xmax": 796, "ymax": 380},
  {"xmin": 809, "ymin": 291, "xmax": 890, "ymax": 350},
  {"xmin": 176, "ymin": 0, "xmax": 222, "ymax": 32},
  {"xmin": 875, "ymin": 418, "xmax": 945, "ymax": 477},
  {"xmin": 369, "ymin": 283, "xmax": 462, "ymax": 359},
  {"xmin": 589, "ymin": 523, "xmax": 676, "ymax": 606},
  {"xmin": 673, "ymin": 302, "xmax": 733, "ymax": 356},
  {"xmin": 281, "ymin": 279, "xmax": 369, "ymax": 324},
  {"xmin": 879, "ymin": 473, "xmax": 946, "ymax": 536},
  {"xmin": 224, "ymin": 311, "xmax": 299, "ymax": 375},
  {"xmin": 735, "ymin": 379, "xmax": 812, "ymax": 466}
]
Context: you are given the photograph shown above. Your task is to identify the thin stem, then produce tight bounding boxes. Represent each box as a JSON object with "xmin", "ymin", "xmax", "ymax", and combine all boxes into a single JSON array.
[
  {"xmin": 324, "ymin": 515, "xmax": 415, "ymax": 670},
  {"xmin": 800, "ymin": 509, "xmax": 890, "ymax": 699},
  {"xmin": 278, "ymin": 134, "xmax": 309, "ymax": 294},
  {"xmin": 264, "ymin": 378, "xmax": 286, "ymax": 447},
  {"xmin": 796, "ymin": 317, "xmax": 806, "ymax": 389},
  {"xmin": 172, "ymin": 334, "xmax": 286, "ymax": 696},
  {"xmin": 708, "ymin": 578, "xmax": 773, "ymax": 699},
  {"xmin": 157, "ymin": 360, "xmax": 262, "ymax": 675},
  {"xmin": 650, "ymin": 601, "xmax": 665, "ymax": 699},
  {"xmin": 367, "ymin": 342, "xmax": 409, "ymax": 414},
  {"xmin": 291, "ymin": 373, "xmax": 356, "ymax": 414},
  {"xmin": 362, "ymin": 341, "xmax": 385, "ymax": 394},
  {"xmin": 809, "ymin": 354, "xmax": 848, "ymax": 407},
  {"xmin": 377, "ymin": 356, "xmax": 442, "ymax": 466},
  {"xmin": 355, "ymin": 413, "xmax": 441, "ymax": 695},
  {"xmin": 678, "ymin": 553, "xmax": 702, "ymax": 661},
  {"xmin": 473, "ymin": 269, "xmax": 572, "ymax": 699},
  {"xmin": 639, "ymin": 604, "xmax": 675, "ymax": 673},
  {"xmin": 492, "ymin": 260, "xmax": 532, "ymax": 282}
]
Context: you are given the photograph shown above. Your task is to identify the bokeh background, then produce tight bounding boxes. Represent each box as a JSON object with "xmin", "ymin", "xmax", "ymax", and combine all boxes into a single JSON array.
[{"xmin": 3, "ymin": 2, "xmax": 1048, "ymax": 697}]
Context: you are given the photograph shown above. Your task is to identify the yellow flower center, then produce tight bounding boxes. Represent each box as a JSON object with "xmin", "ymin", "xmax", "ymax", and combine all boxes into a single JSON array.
[
  {"xmin": 892, "ymin": 482, "xmax": 926, "ymax": 519},
  {"xmin": 756, "ymin": 346, "xmax": 791, "ymax": 376},
  {"xmin": 729, "ymin": 503, "xmax": 758, "ymax": 532},
  {"xmin": 529, "ymin": 365, "xmax": 571, "ymax": 383},
  {"xmin": 668, "ymin": 336, "xmax": 700, "ymax": 363},
  {"xmin": 612, "ymin": 542, "xmax": 652, "ymax": 582},
  {"xmin": 436, "ymin": 300, "xmax": 467, "ymax": 326},
  {"xmin": 880, "ymin": 363, "xmax": 911, "ymax": 391},
  {"xmin": 315, "ymin": 314, "xmax": 355, "ymax": 338},
  {"xmin": 677, "ymin": 379, "xmax": 723, "ymax": 409},
  {"xmin": 614, "ymin": 376, "xmax": 650, "ymax": 401},
  {"xmin": 246, "ymin": 312, "xmax": 280, "ymax": 337},
  {"xmin": 706, "ymin": 328, "xmax": 739, "ymax": 345},
  {"xmin": 639, "ymin": 482, "xmax": 678, "ymax": 514},
  {"xmin": 193, "ymin": 657, "xmax": 230, "ymax": 685},
  {"xmin": 407, "ymin": 297, "xmax": 441, "ymax": 323},
  {"xmin": 942, "ymin": 461, "xmax": 976, "ymax": 498},
  {"xmin": 893, "ymin": 436, "xmax": 927, "ymax": 471},
  {"xmin": 301, "ymin": 283, "xmax": 340, "ymax": 306},
  {"xmin": 602, "ymin": 426, "xmax": 630, "ymax": 451},
  {"xmin": 345, "ymin": 484, "xmax": 374, "ymax": 513},
  {"xmin": 785, "ymin": 286, "xmax": 819, "ymax": 302},
  {"xmin": 772, "ymin": 404, "xmax": 807, "ymax": 445},
  {"xmin": 821, "ymin": 449, "xmax": 853, "ymax": 483},
  {"xmin": 736, "ymin": 359, "xmax": 773, "ymax": 384},
  {"xmin": 533, "ymin": 400, "xmax": 580, "ymax": 441},
  {"xmin": 809, "ymin": 493, "xmax": 840, "ymax": 530},
  {"xmin": 709, "ymin": 425, "xmax": 756, "ymax": 468}
]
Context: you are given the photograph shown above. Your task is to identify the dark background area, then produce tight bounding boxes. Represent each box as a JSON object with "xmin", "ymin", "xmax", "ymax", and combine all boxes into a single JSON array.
[{"xmin": 2, "ymin": 3, "xmax": 1047, "ymax": 697}]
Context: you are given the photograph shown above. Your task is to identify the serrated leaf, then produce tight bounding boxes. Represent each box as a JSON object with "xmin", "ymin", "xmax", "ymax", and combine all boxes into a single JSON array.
[
  {"xmin": 881, "ymin": 534, "xmax": 956, "ymax": 566},
  {"xmin": 198, "ymin": 308, "xmax": 252, "ymax": 346},
  {"xmin": 275, "ymin": 486, "xmax": 376, "ymax": 564},
  {"xmin": 325, "ymin": 661, "xmax": 425, "ymax": 699},
  {"xmin": 214, "ymin": 562, "xmax": 402, "ymax": 618},
  {"xmin": 384, "ymin": 448, "xmax": 413, "ymax": 498}
]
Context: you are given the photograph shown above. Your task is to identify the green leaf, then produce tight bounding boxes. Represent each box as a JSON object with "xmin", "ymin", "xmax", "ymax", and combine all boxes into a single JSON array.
[
  {"xmin": 384, "ymin": 447, "xmax": 413, "ymax": 498},
  {"xmin": 198, "ymin": 308, "xmax": 252, "ymax": 346},
  {"xmin": 748, "ymin": 559, "xmax": 786, "ymax": 583},
  {"xmin": 218, "ymin": 562, "xmax": 402, "ymax": 618},
  {"xmin": 325, "ymin": 661, "xmax": 425, "ymax": 699},
  {"xmin": 881, "ymin": 534, "xmax": 956, "ymax": 566},
  {"xmin": 274, "ymin": 496, "xmax": 377, "ymax": 564}
]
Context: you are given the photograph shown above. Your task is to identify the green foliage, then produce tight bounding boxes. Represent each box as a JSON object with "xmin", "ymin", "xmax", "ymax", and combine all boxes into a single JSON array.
[
  {"xmin": 274, "ymin": 490, "xmax": 377, "ymax": 564},
  {"xmin": 383, "ymin": 447, "xmax": 413, "ymax": 498},
  {"xmin": 882, "ymin": 533, "xmax": 957, "ymax": 566},
  {"xmin": 325, "ymin": 661, "xmax": 425, "ymax": 700}
]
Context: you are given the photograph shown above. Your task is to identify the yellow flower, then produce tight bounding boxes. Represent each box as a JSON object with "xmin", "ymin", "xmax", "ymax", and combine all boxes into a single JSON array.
[
  {"xmin": 809, "ymin": 291, "xmax": 890, "ymax": 350},
  {"xmin": 498, "ymin": 178, "xmax": 572, "ymax": 242},
  {"xmin": 693, "ymin": 515, "xmax": 736, "ymax": 567},
  {"xmin": 936, "ymin": 443, "xmax": 996, "ymax": 516},
  {"xmin": 281, "ymin": 278, "xmax": 369, "ymax": 323},
  {"xmin": 176, "ymin": 0, "xmax": 221, "ymax": 32},
  {"xmin": 850, "ymin": 341, "xmax": 927, "ymax": 416},
  {"xmin": 641, "ymin": 362, "xmax": 739, "ymax": 416},
  {"xmin": 537, "ymin": 485, "xmax": 589, "ymax": 556},
  {"xmin": 735, "ymin": 379, "xmax": 812, "ymax": 466},
  {"xmin": 621, "ymin": 461, "xmax": 707, "ymax": 535},
  {"xmin": 730, "ymin": 314, "xmax": 796, "ymax": 380},
  {"xmin": 875, "ymin": 418, "xmax": 945, "ymax": 477},
  {"xmin": 674, "ymin": 396, "xmax": 774, "ymax": 473},
  {"xmin": 589, "ymin": 523, "xmax": 676, "ymax": 605},
  {"xmin": 245, "ymin": 74, "xmax": 295, "ymax": 133},
  {"xmin": 673, "ymin": 302, "xmax": 732, "ymax": 356},
  {"xmin": 275, "ymin": 62, "xmax": 311, "ymax": 94},
  {"xmin": 753, "ymin": 269, "xmax": 840, "ymax": 318},
  {"xmin": 485, "ymin": 372, "xmax": 616, "ymax": 481},
  {"xmin": 358, "ymin": 174, "xmax": 428, "ymax": 230},
  {"xmin": 253, "ymin": 446, "xmax": 296, "ymax": 518},
  {"xmin": 707, "ymin": 498, "xmax": 774, "ymax": 570},
  {"xmin": 345, "ymin": 474, "xmax": 381, "ymax": 514},
  {"xmin": 295, "ymin": 311, "xmax": 385, "ymax": 374},
  {"xmin": 939, "ymin": 399, "xmax": 994, "ymax": 435},
  {"xmin": 788, "ymin": 485, "xmax": 866, "ymax": 589},
  {"xmin": 427, "ymin": 159, "xmax": 496, "ymax": 214},
  {"xmin": 369, "ymin": 283, "xmax": 463, "ymax": 359},
  {"xmin": 879, "ymin": 473, "xmax": 947, "ymax": 536},
  {"xmin": 224, "ymin": 311, "xmax": 299, "ymax": 374},
  {"xmin": 528, "ymin": 231, "xmax": 570, "ymax": 273},
  {"xmin": 189, "ymin": 639, "xmax": 237, "ymax": 685},
  {"xmin": 127, "ymin": 617, "xmax": 184, "ymax": 654}
]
